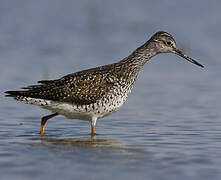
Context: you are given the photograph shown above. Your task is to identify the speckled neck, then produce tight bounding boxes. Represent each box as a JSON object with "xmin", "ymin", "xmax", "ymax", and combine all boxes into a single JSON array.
[{"xmin": 119, "ymin": 40, "xmax": 158, "ymax": 71}]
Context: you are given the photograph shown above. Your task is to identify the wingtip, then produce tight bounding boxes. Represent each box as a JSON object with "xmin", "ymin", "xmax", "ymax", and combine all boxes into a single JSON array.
[
  {"xmin": 4, "ymin": 90, "xmax": 20, "ymax": 97},
  {"xmin": 4, "ymin": 90, "xmax": 13, "ymax": 95},
  {"xmin": 4, "ymin": 91, "xmax": 13, "ymax": 97},
  {"xmin": 5, "ymin": 94, "xmax": 13, "ymax": 97}
]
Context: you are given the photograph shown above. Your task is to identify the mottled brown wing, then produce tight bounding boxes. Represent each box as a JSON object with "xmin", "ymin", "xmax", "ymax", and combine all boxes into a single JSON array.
[
  {"xmin": 57, "ymin": 70, "xmax": 118, "ymax": 104},
  {"xmin": 5, "ymin": 65, "xmax": 119, "ymax": 105}
]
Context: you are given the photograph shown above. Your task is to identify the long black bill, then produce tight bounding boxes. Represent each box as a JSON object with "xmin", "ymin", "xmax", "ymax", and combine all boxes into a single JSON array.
[{"xmin": 174, "ymin": 49, "xmax": 204, "ymax": 68}]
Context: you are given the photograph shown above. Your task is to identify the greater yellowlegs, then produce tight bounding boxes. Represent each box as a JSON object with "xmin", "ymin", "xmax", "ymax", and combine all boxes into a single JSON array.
[{"xmin": 5, "ymin": 31, "xmax": 204, "ymax": 137}]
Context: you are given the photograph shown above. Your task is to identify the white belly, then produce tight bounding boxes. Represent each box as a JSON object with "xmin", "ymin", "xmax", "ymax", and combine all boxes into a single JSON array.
[{"xmin": 19, "ymin": 92, "xmax": 130, "ymax": 122}]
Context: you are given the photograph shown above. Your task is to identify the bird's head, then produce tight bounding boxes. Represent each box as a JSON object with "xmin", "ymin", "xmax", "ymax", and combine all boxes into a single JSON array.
[{"xmin": 150, "ymin": 31, "xmax": 204, "ymax": 68}]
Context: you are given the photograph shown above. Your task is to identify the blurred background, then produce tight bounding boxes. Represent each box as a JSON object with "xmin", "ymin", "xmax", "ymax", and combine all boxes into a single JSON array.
[{"xmin": 0, "ymin": 1, "xmax": 221, "ymax": 180}]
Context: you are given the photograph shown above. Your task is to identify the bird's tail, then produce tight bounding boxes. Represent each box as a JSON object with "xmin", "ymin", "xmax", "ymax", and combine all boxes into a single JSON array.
[
  {"xmin": 5, "ymin": 90, "xmax": 51, "ymax": 107},
  {"xmin": 5, "ymin": 90, "xmax": 29, "ymax": 101}
]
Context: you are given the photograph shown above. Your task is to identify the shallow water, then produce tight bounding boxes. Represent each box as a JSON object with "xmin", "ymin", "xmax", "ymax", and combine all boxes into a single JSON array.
[{"xmin": 1, "ymin": 1, "xmax": 221, "ymax": 180}]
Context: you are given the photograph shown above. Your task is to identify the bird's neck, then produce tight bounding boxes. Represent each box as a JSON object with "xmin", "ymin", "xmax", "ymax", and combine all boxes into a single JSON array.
[{"xmin": 119, "ymin": 41, "xmax": 158, "ymax": 70}]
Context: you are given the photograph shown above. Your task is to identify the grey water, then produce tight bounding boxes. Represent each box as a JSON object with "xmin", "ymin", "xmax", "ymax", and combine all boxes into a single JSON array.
[{"xmin": 1, "ymin": 1, "xmax": 221, "ymax": 180}]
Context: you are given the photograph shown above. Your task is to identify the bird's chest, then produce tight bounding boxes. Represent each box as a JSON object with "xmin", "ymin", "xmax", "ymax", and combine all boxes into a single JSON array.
[{"xmin": 92, "ymin": 85, "xmax": 132, "ymax": 119}]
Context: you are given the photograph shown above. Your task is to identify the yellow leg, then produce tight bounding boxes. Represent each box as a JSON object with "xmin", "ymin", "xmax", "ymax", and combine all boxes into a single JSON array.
[
  {"xmin": 91, "ymin": 117, "xmax": 97, "ymax": 138},
  {"xmin": 40, "ymin": 124, "xmax": 45, "ymax": 136},
  {"xmin": 91, "ymin": 124, "xmax": 95, "ymax": 137},
  {"xmin": 40, "ymin": 113, "xmax": 58, "ymax": 136}
]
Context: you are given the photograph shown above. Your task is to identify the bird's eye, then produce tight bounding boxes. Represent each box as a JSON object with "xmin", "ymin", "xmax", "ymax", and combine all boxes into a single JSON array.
[{"xmin": 166, "ymin": 41, "xmax": 172, "ymax": 46}]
